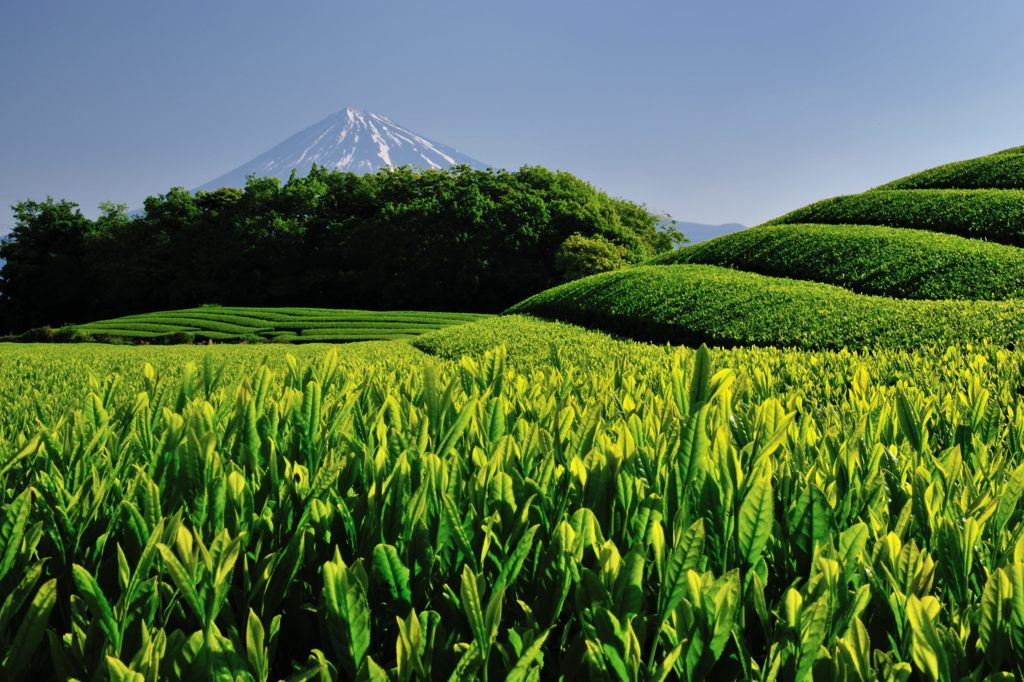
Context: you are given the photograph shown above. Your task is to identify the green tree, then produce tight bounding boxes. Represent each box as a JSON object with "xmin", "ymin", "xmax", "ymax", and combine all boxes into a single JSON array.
[
  {"xmin": 0, "ymin": 198, "xmax": 95, "ymax": 331},
  {"xmin": 0, "ymin": 166, "xmax": 673, "ymax": 332},
  {"xmin": 554, "ymin": 232, "xmax": 631, "ymax": 281}
]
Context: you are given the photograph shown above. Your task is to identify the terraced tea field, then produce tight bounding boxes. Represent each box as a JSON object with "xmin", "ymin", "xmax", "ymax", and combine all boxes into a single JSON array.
[
  {"xmin": 69, "ymin": 306, "xmax": 489, "ymax": 343},
  {"xmin": 511, "ymin": 263, "xmax": 1024, "ymax": 349},
  {"xmin": 528, "ymin": 145, "xmax": 1024, "ymax": 350},
  {"xmin": 652, "ymin": 222, "xmax": 1024, "ymax": 300}
]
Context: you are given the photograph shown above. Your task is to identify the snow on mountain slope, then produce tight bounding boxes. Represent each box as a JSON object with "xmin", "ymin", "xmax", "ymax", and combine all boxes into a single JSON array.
[{"xmin": 198, "ymin": 107, "xmax": 487, "ymax": 191}]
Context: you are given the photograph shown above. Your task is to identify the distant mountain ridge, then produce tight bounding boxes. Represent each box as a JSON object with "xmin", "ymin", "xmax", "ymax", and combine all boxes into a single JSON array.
[{"xmin": 199, "ymin": 106, "xmax": 487, "ymax": 191}]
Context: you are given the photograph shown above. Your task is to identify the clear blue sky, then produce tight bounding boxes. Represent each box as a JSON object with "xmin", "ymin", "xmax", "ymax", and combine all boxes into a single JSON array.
[{"xmin": 2, "ymin": 0, "xmax": 1023, "ymax": 232}]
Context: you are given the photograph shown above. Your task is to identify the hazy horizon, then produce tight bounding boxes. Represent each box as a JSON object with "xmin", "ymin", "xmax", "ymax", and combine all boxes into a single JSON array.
[{"xmin": 2, "ymin": 0, "xmax": 1023, "ymax": 233}]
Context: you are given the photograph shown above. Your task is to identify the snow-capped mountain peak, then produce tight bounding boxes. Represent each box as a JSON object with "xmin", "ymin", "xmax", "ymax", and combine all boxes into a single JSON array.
[{"xmin": 198, "ymin": 106, "xmax": 487, "ymax": 191}]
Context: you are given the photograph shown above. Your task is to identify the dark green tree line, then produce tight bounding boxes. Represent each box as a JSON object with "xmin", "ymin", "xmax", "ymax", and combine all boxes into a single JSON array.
[{"xmin": 0, "ymin": 165, "xmax": 682, "ymax": 333}]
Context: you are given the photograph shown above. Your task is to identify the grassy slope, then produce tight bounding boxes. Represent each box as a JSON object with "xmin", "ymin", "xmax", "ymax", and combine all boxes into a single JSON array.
[
  {"xmin": 875, "ymin": 144, "xmax": 1024, "ymax": 190},
  {"xmin": 414, "ymin": 314, "xmax": 668, "ymax": 367},
  {"xmin": 70, "ymin": 306, "xmax": 490, "ymax": 343},
  {"xmin": 765, "ymin": 189, "xmax": 1024, "ymax": 245},
  {"xmin": 651, "ymin": 223, "xmax": 1024, "ymax": 300},
  {"xmin": 767, "ymin": 146, "xmax": 1024, "ymax": 242},
  {"xmin": 518, "ymin": 145, "xmax": 1024, "ymax": 350},
  {"xmin": 508, "ymin": 264, "xmax": 1024, "ymax": 350}
]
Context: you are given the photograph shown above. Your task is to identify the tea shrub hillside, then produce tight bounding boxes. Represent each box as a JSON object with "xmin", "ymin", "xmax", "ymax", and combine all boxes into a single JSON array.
[
  {"xmin": 876, "ymin": 144, "xmax": 1024, "ymax": 190},
  {"xmin": 414, "ymin": 314, "xmax": 1024, "ymax": 402},
  {"xmin": 56, "ymin": 306, "xmax": 489, "ymax": 344},
  {"xmin": 768, "ymin": 145, "xmax": 1024, "ymax": 242},
  {"xmin": 8, "ymin": 333, "xmax": 1024, "ymax": 678},
  {"xmin": 525, "ymin": 146, "xmax": 1024, "ymax": 350},
  {"xmin": 651, "ymin": 223, "xmax": 1024, "ymax": 300},
  {"xmin": 414, "ymin": 313, "xmax": 667, "ymax": 367},
  {"xmin": 509, "ymin": 264, "xmax": 1024, "ymax": 350},
  {"xmin": 766, "ymin": 189, "xmax": 1024, "ymax": 245}
]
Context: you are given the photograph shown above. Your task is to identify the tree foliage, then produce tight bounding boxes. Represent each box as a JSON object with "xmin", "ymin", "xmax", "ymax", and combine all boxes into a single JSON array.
[
  {"xmin": 554, "ymin": 232, "xmax": 631, "ymax": 281},
  {"xmin": 0, "ymin": 165, "xmax": 679, "ymax": 332}
]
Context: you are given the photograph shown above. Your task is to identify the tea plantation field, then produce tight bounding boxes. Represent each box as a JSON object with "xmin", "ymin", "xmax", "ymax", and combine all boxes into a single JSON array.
[
  {"xmin": 10, "ymin": 145, "xmax": 1024, "ymax": 679},
  {"xmin": 510, "ymin": 264, "xmax": 1024, "ymax": 350},
  {"xmin": 651, "ymin": 223, "xmax": 1024, "ymax": 300},
  {"xmin": 7, "ymin": 316, "xmax": 1024, "ymax": 679},
  {"xmin": 63, "ymin": 306, "xmax": 489, "ymax": 343},
  {"xmin": 529, "ymin": 145, "xmax": 1024, "ymax": 350}
]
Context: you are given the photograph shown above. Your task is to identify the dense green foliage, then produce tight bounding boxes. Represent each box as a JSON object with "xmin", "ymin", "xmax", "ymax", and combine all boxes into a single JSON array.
[
  {"xmin": 498, "ymin": 145, "xmax": 1024, "ymax": 354},
  {"xmin": 9, "ymin": 134, "xmax": 1024, "ymax": 680},
  {"xmin": 554, "ymin": 233, "xmax": 632, "ymax": 281},
  {"xmin": 0, "ymin": 342, "xmax": 424, "ymax": 437},
  {"xmin": 418, "ymin": 314, "xmax": 1024, "ymax": 402},
  {"xmin": 766, "ymin": 189, "xmax": 1024, "ymax": 245},
  {"xmin": 0, "ymin": 166, "xmax": 679, "ymax": 333},
  {"xmin": 53, "ymin": 306, "xmax": 489, "ymax": 344},
  {"xmin": 414, "ymin": 314, "xmax": 666, "ymax": 367},
  {"xmin": 651, "ymin": 223, "xmax": 1024, "ymax": 300},
  {"xmin": 876, "ymin": 145, "xmax": 1024, "ymax": 190},
  {"xmin": 509, "ymin": 264, "xmax": 1024, "ymax": 350},
  {"xmin": 9, "ymin": 336, "xmax": 1024, "ymax": 678}
]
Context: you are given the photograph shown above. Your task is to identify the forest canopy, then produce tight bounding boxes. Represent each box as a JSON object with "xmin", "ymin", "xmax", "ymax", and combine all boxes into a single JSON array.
[{"xmin": 0, "ymin": 165, "xmax": 681, "ymax": 333}]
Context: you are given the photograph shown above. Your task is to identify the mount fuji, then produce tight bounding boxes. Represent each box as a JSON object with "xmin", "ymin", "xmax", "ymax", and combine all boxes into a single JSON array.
[{"xmin": 198, "ymin": 107, "xmax": 487, "ymax": 191}]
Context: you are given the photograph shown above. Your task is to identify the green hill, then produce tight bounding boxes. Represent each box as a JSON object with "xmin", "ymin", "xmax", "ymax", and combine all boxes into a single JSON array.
[
  {"xmin": 762, "ymin": 147, "xmax": 1024, "ymax": 245},
  {"xmin": 875, "ymin": 144, "xmax": 1024, "ymax": 190},
  {"xmin": 414, "ymin": 313, "xmax": 666, "ymax": 366},
  {"xmin": 508, "ymin": 264, "xmax": 1024, "ymax": 350},
  {"xmin": 651, "ymin": 223, "xmax": 1024, "ymax": 300},
  {"xmin": 766, "ymin": 189, "xmax": 1024, "ymax": 245},
  {"xmin": 64, "ymin": 306, "xmax": 489, "ymax": 343},
  {"xmin": 512, "ymin": 145, "xmax": 1024, "ymax": 350}
]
